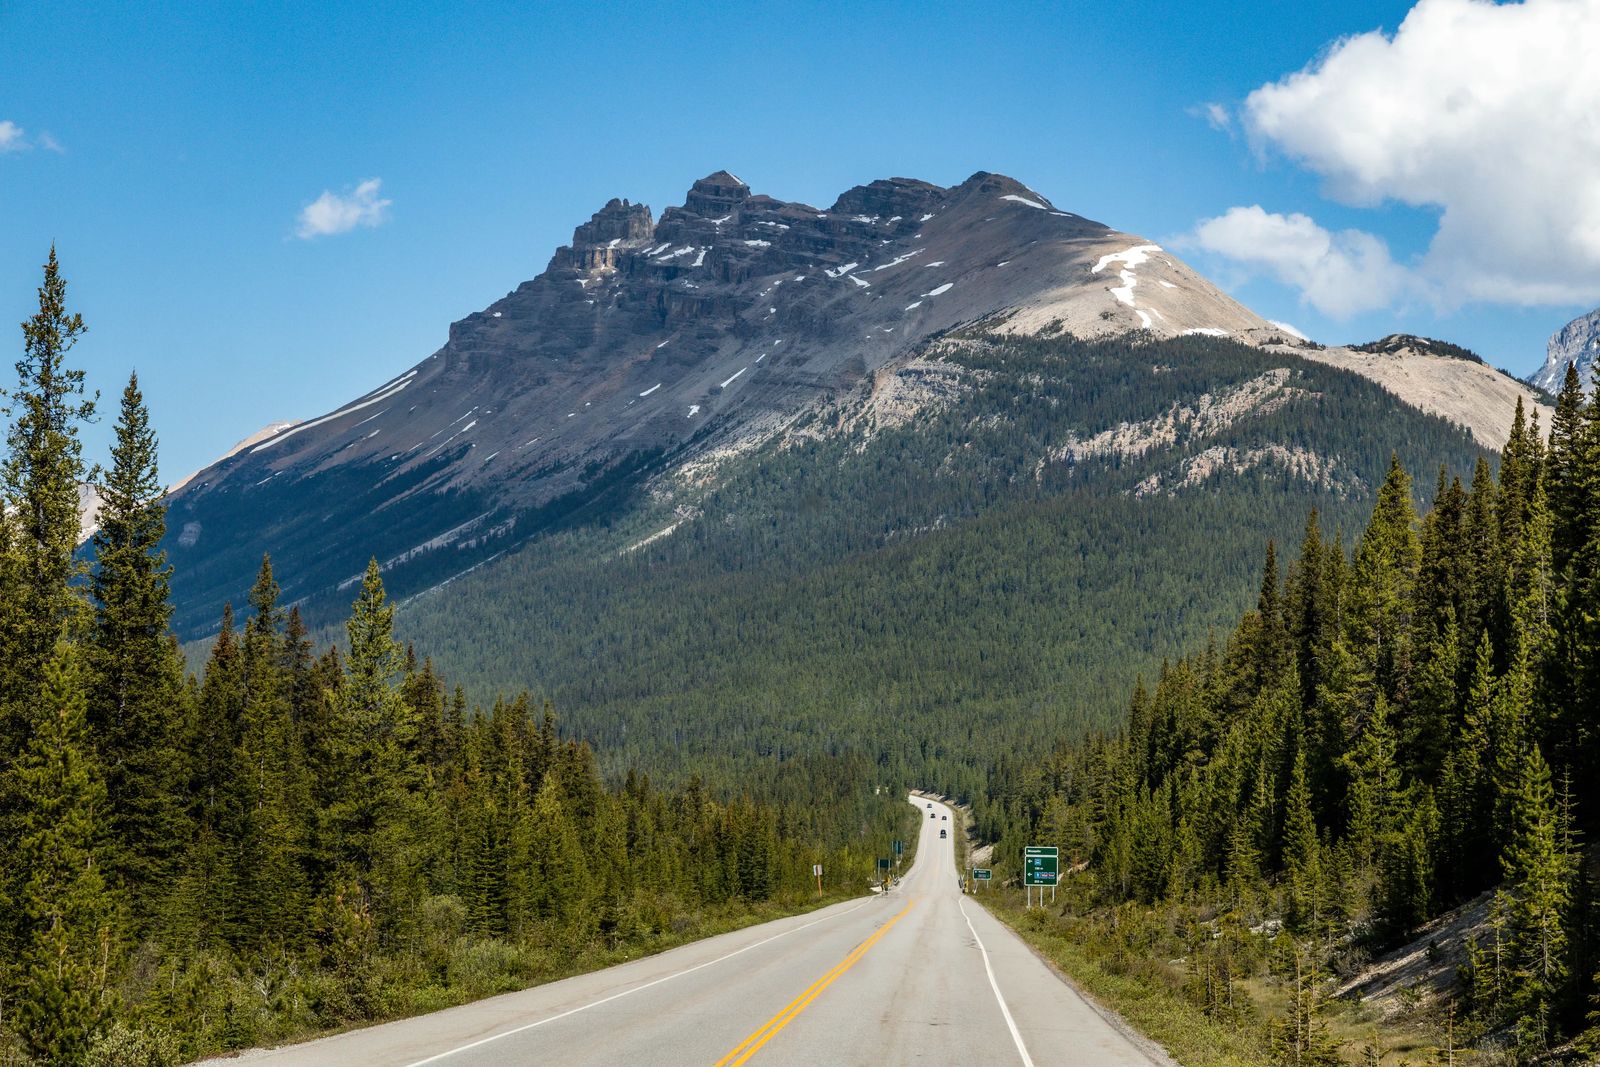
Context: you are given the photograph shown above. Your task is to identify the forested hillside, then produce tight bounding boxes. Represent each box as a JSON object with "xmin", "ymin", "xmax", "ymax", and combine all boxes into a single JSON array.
[
  {"xmin": 400, "ymin": 329, "xmax": 1493, "ymax": 801},
  {"xmin": 978, "ymin": 372, "xmax": 1600, "ymax": 1061},
  {"xmin": 0, "ymin": 257, "xmax": 909, "ymax": 1065}
]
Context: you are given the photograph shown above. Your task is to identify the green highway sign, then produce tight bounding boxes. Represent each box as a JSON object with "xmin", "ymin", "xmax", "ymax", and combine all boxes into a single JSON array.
[
  {"xmin": 1023, "ymin": 846, "xmax": 1059, "ymax": 887},
  {"xmin": 971, "ymin": 868, "xmax": 992, "ymax": 881},
  {"xmin": 877, "ymin": 858, "xmax": 891, "ymax": 870},
  {"xmin": 893, "ymin": 839, "xmax": 903, "ymax": 855}
]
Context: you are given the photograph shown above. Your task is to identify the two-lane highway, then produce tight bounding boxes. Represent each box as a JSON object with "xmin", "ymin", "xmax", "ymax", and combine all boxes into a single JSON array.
[{"xmin": 208, "ymin": 796, "xmax": 1169, "ymax": 1065}]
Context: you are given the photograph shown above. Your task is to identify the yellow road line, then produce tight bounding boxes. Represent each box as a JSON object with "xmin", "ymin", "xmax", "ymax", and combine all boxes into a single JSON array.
[{"xmin": 712, "ymin": 898, "xmax": 916, "ymax": 1067}]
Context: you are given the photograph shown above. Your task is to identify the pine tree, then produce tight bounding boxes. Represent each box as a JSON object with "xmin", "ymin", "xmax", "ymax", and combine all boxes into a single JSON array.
[
  {"xmin": 227, "ymin": 556, "xmax": 310, "ymax": 949},
  {"xmin": 323, "ymin": 560, "xmax": 424, "ymax": 937},
  {"xmin": 1500, "ymin": 744, "xmax": 1575, "ymax": 1033},
  {"xmin": 1283, "ymin": 749, "xmax": 1323, "ymax": 934},
  {"xmin": 87, "ymin": 372, "xmax": 188, "ymax": 912},
  {"xmin": 12, "ymin": 643, "xmax": 117, "ymax": 1064},
  {"xmin": 1546, "ymin": 363, "xmax": 1589, "ymax": 573},
  {"xmin": 1341, "ymin": 696, "xmax": 1397, "ymax": 873},
  {"xmin": 1, "ymin": 247, "xmax": 98, "ymax": 694},
  {"xmin": 1348, "ymin": 454, "xmax": 1421, "ymax": 700}
]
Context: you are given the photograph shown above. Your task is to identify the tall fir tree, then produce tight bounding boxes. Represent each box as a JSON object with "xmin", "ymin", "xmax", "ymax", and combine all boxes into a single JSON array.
[
  {"xmin": 11, "ymin": 643, "xmax": 117, "ymax": 1065},
  {"xmin": 1, "ymin": 247, "xmax": 97, "ymax": 695},
  {"xmin": 88, "ymin": 372, "xmax": 189, "ymax": 914}
]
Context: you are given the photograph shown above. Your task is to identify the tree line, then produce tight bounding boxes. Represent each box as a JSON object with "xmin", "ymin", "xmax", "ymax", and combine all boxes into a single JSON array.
[
  {"xmin": 981, "ymin": 378, "xmax": 1600, "ymax": 1060},
  {"xmin": 0, "ymin": 255, "xmax": 898, "ymax": 1065}
]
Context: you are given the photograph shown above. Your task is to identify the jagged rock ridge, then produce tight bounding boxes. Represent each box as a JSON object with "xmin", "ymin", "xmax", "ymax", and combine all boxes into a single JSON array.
[
  {"xmin": 162, "ymin": 169, "xmax": 1280, "ymax": 635},
  {"xmin": 1530, "ymin": 307, "xmax": 1600, "ymax": 394}
]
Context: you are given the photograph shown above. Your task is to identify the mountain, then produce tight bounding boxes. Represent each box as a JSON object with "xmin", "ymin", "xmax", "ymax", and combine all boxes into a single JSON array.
[
  {"xmin": 393, "ymin": 328, "xmax": 1493, "ymax": 793},
  {"xmin": 1529, "ymin": 306, "xmax": 1600, "ymax": 394},
  {"xmin": 162, "ymin": 170, "xmax": 1284, "ymax": 636},
  {"xmin": 159, "ymin": 168, "xmax": 1542, "ymax": 788},
  {"xmin": 1298, "ymin": 333, "xmax": 1550, "ymax": 448}
]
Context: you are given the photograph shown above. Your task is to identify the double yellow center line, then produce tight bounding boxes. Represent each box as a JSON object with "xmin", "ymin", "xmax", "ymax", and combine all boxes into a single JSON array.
[{"xmin": 712, "ymin": 898, "xmax": 916, "ymax": 1066}]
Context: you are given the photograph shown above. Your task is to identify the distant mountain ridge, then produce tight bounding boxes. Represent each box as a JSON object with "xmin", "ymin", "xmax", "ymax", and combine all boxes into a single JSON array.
[
  {"xmin": 162, "ymin": 168, "xmax": 1548, "ymax": 638},
  {"xmin": 1530, "ymin": 306, "xmax": 1600, "ymax": 394},
  {"xmin": 160, "ymin": 170, "xmax": 1280, "ymax": 635}
]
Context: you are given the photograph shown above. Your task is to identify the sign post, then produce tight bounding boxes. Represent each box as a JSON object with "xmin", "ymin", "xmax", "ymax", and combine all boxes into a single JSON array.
[
  {"xmin": 893, "ymin": 839, "xmax": 903, "ymax": 870},
  {"xmin": 1023, "ymin": 846, "xmax": 1059, "ymax": 908},
  {"xmin": 813, "ymin": 863, "xmax": 823, "ymax": 894},
  {"xmin": 971, "ymin": 868, "xmax": 992, "ymax": 891}
]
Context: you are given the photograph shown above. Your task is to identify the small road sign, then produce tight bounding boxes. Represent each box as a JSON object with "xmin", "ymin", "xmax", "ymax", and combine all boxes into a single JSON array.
[
  {"xmin": 893, "ymin": 839, "xmax": 903, "ymax": 855},
  {"xmin": 812, "ymin": 863, "xmax": 823, "ymax": 877},
  {"xmin": 971, "ymin": 868, "xmax": 992, "ymax": 880}
]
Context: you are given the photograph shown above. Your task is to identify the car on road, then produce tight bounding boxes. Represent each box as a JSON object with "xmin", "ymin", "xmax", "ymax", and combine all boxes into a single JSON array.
[
  {"xmin": 939, "ymin": 829, "xmax": 947, "ymax": 838},
  {"xmin": 941, "ymin": 815, "xmax": 947, "ymax": 820}
]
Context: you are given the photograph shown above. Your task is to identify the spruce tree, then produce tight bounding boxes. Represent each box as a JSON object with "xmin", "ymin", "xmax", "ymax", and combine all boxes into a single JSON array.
[
  {"xmin": 1, "ymin": 248, "xmax": 97, "ymax": 690},
  {"xmin": 88, "ymin": 372, "xmax": 188, "ymax": 911},
  {"xmin": 12, "ymin": 643, "xmax": 117, "ymax": 1064},
  {"xmin": 1500, "ymin": 744, "xmax": 1575, "ymax": 1032},
  {"xmin": 1283, "ymin": 749, "xmax": 1323, "ymax": 934},
  {"xmin": 1348, "ymin": 454, "xmax": 1421, "ymax": 699},
  {"xmin": 324, "ymin": 560, "xmax": 424, "ymax": 937}
]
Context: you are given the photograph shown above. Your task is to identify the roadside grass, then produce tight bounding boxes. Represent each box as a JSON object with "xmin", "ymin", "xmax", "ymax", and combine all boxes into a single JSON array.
[
  {"xmin": 980, "ymin": 893, "xmax": 1272, "ymax": 1067},
  {"xmin": 178, "ymin": 889, "xmax": 864, "ymax": 1064}
]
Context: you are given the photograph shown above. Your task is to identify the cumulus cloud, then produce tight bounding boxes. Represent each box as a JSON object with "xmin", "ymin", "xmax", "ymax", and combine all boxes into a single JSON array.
[
  {"xmin": 1240, "ymin": 0, "xmax": 1600, "ymax": 306},
  {"xmin": 0, "ymin": 121, "xmax": 28, "ymax": 153},
  {"xmin": 295, "ymin": 178, "xmax": 392, "ymax": 239},
  {"xmin": 1189, "ymin": 205, "xmax": 1418, "ymax": 318}
]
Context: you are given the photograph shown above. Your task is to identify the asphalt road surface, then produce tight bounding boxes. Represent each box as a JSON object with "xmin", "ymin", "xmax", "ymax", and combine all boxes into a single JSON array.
[{"xmin": 205, "ymin": 795, "xmax": 1168, "ymax": 1066}]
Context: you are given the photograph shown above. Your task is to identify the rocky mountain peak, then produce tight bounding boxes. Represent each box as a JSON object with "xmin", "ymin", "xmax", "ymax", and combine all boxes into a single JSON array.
[
  {"xmin": 1530, "ymin": 307, "xmax": 1600, "ymax": 395},
  {"xmin": 550, "ymin": 198, "xmax": 655, "ymax": 273},
  {"xmin": 162, "ymin": 167, "xmax": 1286, "ymax": 637},
  {"xmin": 684, "ymin": 171, "xmax": 751, "ymax": 217}
]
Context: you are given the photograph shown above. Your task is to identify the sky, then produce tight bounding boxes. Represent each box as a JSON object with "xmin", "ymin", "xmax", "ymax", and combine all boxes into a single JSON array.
[{"xmin": 3, "ymin": 0, "xmax": 1597, "ymax": 479}]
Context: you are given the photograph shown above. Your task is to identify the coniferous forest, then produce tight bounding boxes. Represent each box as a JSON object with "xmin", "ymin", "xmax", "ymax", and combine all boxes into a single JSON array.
[
  {"xmin": 979, "ymin": 375, "xmax": 1600, "ymax": 1059},
  {"xmin": 7, "ymin": 243, "xmax": 1600, "ymax": 1065},
  {"xmin": 0, "ymin": 257, "xmax": 907, "ymax": 1065}
]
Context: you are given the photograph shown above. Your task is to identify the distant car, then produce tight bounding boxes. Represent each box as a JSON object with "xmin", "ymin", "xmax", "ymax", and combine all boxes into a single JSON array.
[
  {"xmin": 939, "ymin": 829, "xmax": 947, "ymax": 838},
  {"xmin": 929, "ymin": 812, "xmax": 936, "ymax": 819},
  {"xmin": 926, "ymin": 802, "xmax": 932, "ymax": 808},
  {"xmin": 941, "ymin": 815, "xmax": 947, "ymax": 820}
]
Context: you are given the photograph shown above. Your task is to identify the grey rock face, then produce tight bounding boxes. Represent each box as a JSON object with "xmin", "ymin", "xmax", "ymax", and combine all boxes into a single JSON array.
[
  {"xmin": 159, "ymin": 169, "xmax": 1256, "ymax": 636},
  {"xmin": 1530, "ymin": 308, "xmax": 1600, "ymax": 394}
]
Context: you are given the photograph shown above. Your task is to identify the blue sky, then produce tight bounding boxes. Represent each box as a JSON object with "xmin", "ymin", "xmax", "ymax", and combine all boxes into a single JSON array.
[{"xmin": 3, "ymin": 1, "xmax": 1593, "ymax": 478}]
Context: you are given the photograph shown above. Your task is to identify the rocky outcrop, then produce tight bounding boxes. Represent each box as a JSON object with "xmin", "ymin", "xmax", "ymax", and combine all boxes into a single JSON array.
[
  {"xmin": 1530, "ymin": 308, "xmax": 1600, "ymax": 394},
  {"xmin": 549, "ymin": 198, "xmax": 654, "ymax": 272},
  {"xmin": 157, "ymin": 167, "xmax": 1498, "ymax": 639}
]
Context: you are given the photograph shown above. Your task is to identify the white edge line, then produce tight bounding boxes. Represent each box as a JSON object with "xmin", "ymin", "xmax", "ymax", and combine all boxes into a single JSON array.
[
  {"xmin": 403, "ymin": 898, "xmax": 875, "ymax": 1066},
  {"xmin": 959, "ymin": 896, "xmax": 1036, "ymax": 1067}
]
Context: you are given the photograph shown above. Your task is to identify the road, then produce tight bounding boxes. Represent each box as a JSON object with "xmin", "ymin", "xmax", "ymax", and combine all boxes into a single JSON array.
[{"xmin": 205, "ymin": 795, "xmax": 1168, "ymax": 1066}]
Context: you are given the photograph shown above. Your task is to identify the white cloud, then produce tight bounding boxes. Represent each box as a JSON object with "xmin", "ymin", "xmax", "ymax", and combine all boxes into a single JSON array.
[
  {"xmin": 1242, "ymin": 0, "xmax": 1600, "ymax": 306},
  {"xmin": 37, "ymin": 132, "xmax": 63, "ymax": 154},
  {"xmin": 1189, "ymin": 205, "xmax": 1419, "ymax": 318},
  {"xmin": 1197, "ymin": 102, "xmax": 1232, "ymax": 132},
  {"xmin": 1268, "ymin": 319, "xmax": 1310, "ymax": 342},
  {"xmin": 295, "ymin": 178, "xmax": 393, "ymax": 239},
  {"xmin": 0, "ymin": 121, "xmax": 27, "ymax": 153}
]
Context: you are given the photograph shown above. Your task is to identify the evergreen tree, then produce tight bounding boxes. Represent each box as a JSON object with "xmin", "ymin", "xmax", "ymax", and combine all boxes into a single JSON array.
[
  {"xmin": 88, "ymin": 372, "xmax": 188, "ymax": 911},
  {"xmin": 1, "ymin": 247, "xmax": 97, "ymax": 692},
  {"xmin": 1283, "ymin": 749, "xmax": 1323, "ymax": 934},
  {"xmin": 1500, "ymin": 744, "xmax": 1576, "ymax": 1033},
  {"xmin": 12, "ymin": 643, "xmax": 117, "ymax": 1064},
  {"xmin": 1348, "ymin": 454, "xmax": 1420, "ymax": 700},
  {"xmin": 323, "ymin": 560, "xmax": 424, "ymax": 937}
]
